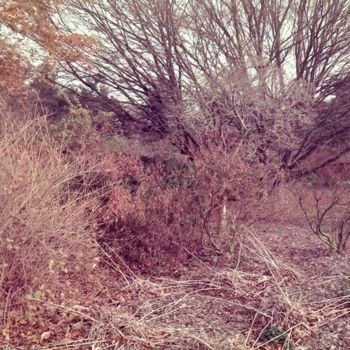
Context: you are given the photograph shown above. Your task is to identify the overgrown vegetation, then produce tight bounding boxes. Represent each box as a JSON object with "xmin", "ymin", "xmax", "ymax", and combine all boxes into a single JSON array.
[{"xmin": 1, "ymin": 0, "xmax": 350, "ymax": 349}]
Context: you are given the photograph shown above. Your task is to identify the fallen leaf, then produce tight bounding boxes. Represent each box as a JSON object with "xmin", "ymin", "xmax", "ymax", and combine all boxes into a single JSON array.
[{"xmin": 40, "ymin": 330, "xmax": 51, "ymax": 342}]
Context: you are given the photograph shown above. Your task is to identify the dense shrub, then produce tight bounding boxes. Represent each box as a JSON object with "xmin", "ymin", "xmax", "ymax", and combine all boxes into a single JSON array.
[
  {"xmin": 0, "ymin": 109, "xmax": 100, "ymax": 297},
  {"xmin": 97, "ymin": 144, "xmax": 272, "ymax": 272}
]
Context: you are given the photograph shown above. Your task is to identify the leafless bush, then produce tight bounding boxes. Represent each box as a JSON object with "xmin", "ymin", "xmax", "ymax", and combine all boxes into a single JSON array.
[
  {"xmin": 97, "ymin": 139, "xmax": 272, "ymax": 273},
  {"xmin": 296, "ymin": 183, "xmax": 350, "ymax": 253},
  {"xmin": 190, "ymin": 71, "xmax": 316, "ymax": 167}
]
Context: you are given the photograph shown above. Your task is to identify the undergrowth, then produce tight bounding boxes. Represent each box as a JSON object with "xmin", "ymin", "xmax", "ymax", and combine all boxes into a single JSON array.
[{"xmin": 1, "ymin": 100, "xmax": 349, "ymax": 349}]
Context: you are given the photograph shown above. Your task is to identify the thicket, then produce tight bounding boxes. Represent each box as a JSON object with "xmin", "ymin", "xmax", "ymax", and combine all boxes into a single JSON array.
[
  {"xmin": 98, "ymin": 147, "xmax": 271, "ymax": 273},
  {"xmin": 0, "ymin": 97, "xmax": 101, "ymax": 300},
  {"xmin": 0, "ymin": 1, "xmax": 350, "ymax": 347}
]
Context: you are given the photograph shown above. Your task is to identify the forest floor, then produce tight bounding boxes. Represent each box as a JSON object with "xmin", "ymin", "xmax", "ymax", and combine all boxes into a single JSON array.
[{"xmin": 2, "ymin": 223, "xmax": 350, "ymax": 349}]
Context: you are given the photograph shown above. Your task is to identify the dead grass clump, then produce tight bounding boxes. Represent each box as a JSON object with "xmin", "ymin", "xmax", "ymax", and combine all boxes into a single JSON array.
[
  {"xmin": 0, "ymin": 109, "xmax": 100, "ymax": 303},
  {"xmin": 56, "ymin": 228, "xmax": 348, "ymax": 350},
  {"xmin": 5, "ymin": 224, "xmax": 347, "ymax": 349}
]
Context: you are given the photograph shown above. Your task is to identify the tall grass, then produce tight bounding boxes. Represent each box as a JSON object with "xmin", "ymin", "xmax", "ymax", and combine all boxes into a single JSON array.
[{"xmin": 0, "ymin": 106, "xmax": 100, "ymax": 300}]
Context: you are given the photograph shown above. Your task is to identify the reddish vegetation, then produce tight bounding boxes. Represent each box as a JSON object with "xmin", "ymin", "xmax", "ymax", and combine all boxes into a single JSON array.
[
  {"xmin": 1, "ymin": 1, "xmax": 350, "ymax": 348},
  {"xmin": 1, "ymin": 92, "xmax": 350, "ymax": 349},
  {"xmin": 316, "ymin": 162, "xmax": 350, "ymax": 185}
]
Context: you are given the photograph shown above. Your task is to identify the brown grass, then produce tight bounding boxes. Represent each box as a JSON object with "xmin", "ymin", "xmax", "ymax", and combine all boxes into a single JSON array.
[
  {"xmin": 0, "ymin": 107, "xmax": 101, "ymax": 321},
  {"xmin": 1, "ymin": 103, "xmax": 349, "ymax": 349},
  {"xmin": 10, "ymin": 226, "xmax": 348, "ymax": 349}
]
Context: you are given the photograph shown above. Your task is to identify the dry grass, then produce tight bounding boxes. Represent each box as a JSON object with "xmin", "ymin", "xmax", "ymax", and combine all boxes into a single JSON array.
[
  {"xmin": 8, "ymin": 227, "xmax": 347, "ymax": 349},
  {"xmin": 89, "ymin": 229, "xmax": 349, "ymax": 349},
  {"xmin": 0, "ymin": 103, "xmax": 349, "ymax": 349},
  {"xmin": 0, "ymin": 107, "xmax": 102, "ymax": 339}
]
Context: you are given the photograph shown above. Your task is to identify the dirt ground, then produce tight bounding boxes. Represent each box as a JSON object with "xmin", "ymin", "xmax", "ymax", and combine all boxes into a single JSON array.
[{"xmin": 257, "ymin": 224, "xmax": 350, "ymax": 350}]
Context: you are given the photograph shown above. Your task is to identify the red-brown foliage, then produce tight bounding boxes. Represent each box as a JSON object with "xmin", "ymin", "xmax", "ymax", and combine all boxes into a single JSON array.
[{"xmin": 96, "ymin": 146, "xmax": 272, "ymax": 273}]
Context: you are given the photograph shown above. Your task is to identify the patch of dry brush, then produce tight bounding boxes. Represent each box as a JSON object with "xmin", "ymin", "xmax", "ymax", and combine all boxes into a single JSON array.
[{"xmin": 0, "ymin": 106, "xmax": 102, "ymax": 345}]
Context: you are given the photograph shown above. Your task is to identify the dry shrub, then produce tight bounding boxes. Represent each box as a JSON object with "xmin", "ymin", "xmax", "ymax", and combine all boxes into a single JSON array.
[
  {"xmin": 184, "ymin": 145, "xmax": 272, "ymax": 254},
  {"xmin": 98, "ymin": 144, "xmax": 271, "ymax": 273},
  {"xmin": 295, "ymin": 182, "xmax": 350, "ymax": 253},
  {"xmin": 99, "ymin": 153, "xmax": 194, "ymax": 272},
  {"xmin": 262, "ymin": 178, "xmax": 350, "ymax": 253},
  {"xmin": 0, "ymin": 108, "xmax": 100, "ymax": 298}
]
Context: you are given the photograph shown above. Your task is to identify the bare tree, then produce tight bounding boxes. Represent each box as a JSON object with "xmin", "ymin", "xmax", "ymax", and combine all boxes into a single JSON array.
[
  {"xmin": 54, "ymin": 0, "xmax": 350, "ymax": 98},
  {"xmin": 48, "ymin": 0, "xmax": 350, "ymax": 175},
  {"xmin": 188, "ymin": 0, "xmax": 350, "ymax": 98},
  {"xmin": 55, "ymin": 1, "xmax": 188, "ymax": 133},
  {"xmin": 294, "ymin": 0, "xmax": 350, "ymax": 99}
]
